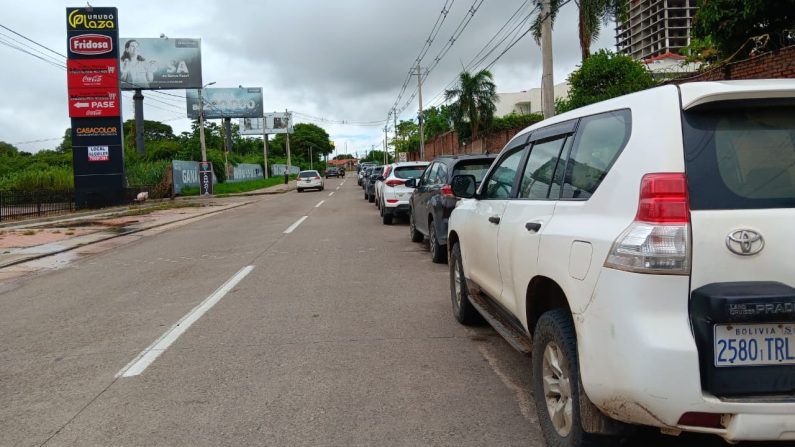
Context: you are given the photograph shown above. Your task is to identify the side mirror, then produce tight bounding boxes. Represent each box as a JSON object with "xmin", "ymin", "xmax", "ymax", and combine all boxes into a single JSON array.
[
  {"xmin": 404, "ymin": 178, "xmax": 417, "ymax": 188},
  {"xmin": 377, "ymin": 175, "xmax": 385, "ymax": 182},
  {"xmin": 451, "ymin": 174, "xmax": 477, "ymax": 199}
]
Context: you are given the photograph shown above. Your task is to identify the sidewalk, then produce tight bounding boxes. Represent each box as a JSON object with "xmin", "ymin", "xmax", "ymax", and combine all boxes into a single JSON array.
[{"xmin": 0, "ymin": 180, "xmax": 296, "ymax": 272}]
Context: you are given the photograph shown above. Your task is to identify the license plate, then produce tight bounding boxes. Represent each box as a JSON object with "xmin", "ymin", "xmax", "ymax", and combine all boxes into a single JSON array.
[{"xmin": 714, "ymin": 323, "xmax": 795, "ymax": 367}]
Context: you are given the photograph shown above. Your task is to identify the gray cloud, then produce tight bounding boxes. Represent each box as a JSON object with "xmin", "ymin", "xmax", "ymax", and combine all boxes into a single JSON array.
[{"xmin": 0, "ymin": 0, "xmax": 615, "ymax": 154}]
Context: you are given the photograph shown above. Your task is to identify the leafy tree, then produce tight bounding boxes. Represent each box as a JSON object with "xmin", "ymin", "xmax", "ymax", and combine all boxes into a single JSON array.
[
  {"xmin": 123, "ymin": 119, "xmax": 176, "ymax": 151},
  {"xmin": 423, "ymin": 105, "xmax": 453, "ymax": 140},
  {"xmin": 445, "ymin": 70, "xmax": 498, "ymax": 141},
  {"xmin": 360, "ymin": 150, "xmax": 392, "ymax": 164},
  {"xmin": 0, "ymin": 141, "xmax": 19, "ymax": 158},
  {"xmin": 692, "ymin": 0, "xmax": 795, "ymax": 59},
  {"xmin": 56, "ymin": 128, "xmax": 72, "ymax": 153},
  {"xmin": 269, "ymin": 123, "xmax": 333, "ymax": 167},
  {"xmin": 532, "ymin": 0, "xmax": 626, "ymax": 61},
  {"xmin": 333, "ymin": 154, "xmax": 355, "ymax": 160},
  {"xmin": 489, "ymin": 113, "xmax": 544, "ymax": 132},
  {"xmin": 393, "ymin": 120, "xmax": 419, "ymax": 154},
  {"xmin": 556, "ymin": 50, "xmax": 657, "ymax": 113}
]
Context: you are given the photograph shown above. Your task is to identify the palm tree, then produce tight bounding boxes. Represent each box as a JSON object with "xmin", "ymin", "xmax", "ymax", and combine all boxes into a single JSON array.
[
  {"xmin": 532, "ymin": 0, "xmax": 626, "ymax": 62},
  {"xmin": 444, "ymin": 69, "xmax": 498, "ymax": 141}
]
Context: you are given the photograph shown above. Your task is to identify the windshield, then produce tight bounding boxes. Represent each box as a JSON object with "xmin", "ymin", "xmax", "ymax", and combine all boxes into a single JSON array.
[
  {"xmin": 394, "ymin": 166, "xmax": 426, "ymax": 179},
  {"xmin": 298, "ymin": 171, "xmax": 319, "ymax": 178},
  {"xmin": 454, "ymin": 160, "xmax": 494, "ymax": 183}
]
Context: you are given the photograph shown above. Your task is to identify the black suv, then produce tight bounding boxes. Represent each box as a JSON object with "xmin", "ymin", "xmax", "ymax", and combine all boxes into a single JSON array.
[
  {"xmin": 364, "ymin": 166, "xmax": 384, "ymax": 202},
  {"xmin": 325, "ymin": 167, "xmax": 341, "ymax": 178},
  {"xmin": 406, "ymin": 154, "xmax": 496, "ymax": 263}
]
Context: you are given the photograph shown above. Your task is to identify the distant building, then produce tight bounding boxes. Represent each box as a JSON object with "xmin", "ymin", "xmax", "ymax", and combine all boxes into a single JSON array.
[
  {"xmin": 642, "ymin": 52, "xmax": 701, "ymax": 80},
  {"xmin": 616, "ymin": 0, "xmax": 698, "ymax": 60},
  {"xmin": 494, "ymin": 82, "xmax": 570, "ymax": 117}
]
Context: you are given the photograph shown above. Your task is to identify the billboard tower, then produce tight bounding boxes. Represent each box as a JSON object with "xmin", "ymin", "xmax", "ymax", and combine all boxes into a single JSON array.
[{"xmin": 66, "ymin": 6, "xmax": 125, "ymax": 207}]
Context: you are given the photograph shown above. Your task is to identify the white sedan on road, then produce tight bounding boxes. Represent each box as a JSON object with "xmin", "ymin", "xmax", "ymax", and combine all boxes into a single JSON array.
[{"xmin": 296, "ymin": 170, "xmax": 324, "ymax": 192}]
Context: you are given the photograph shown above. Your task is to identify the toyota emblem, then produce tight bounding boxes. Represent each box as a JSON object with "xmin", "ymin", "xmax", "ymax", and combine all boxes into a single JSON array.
[{"xmin": 726, "ymin": 229, "xmax": 764, "ymax": 256}]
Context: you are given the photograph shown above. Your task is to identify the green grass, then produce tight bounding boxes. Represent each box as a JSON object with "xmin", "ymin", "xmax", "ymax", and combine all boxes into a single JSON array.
[{"xmin": 180, "ymin": 176, "xmax": 295, "ymax": 196}]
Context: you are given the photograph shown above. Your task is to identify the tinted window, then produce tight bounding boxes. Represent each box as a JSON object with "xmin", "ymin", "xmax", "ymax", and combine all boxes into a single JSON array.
[
  {"xmin": 562, "ymin": 109, "xmax": 631, "ymax": 200},
  {"xmin": 519, "ymin": 137, "xmax": 567, "ymax": 199},
  {"xmin": 453, "ymin": 160, "xmax": 493, "ymax": 184},
  {"xmin": 394, "ymin": 166, "xmax": 426, "ymax": 179},
  {"xmin": 299, "ymin": 171, "xmax": 319, "ymax": 178},
  {"xmin": 483, "ymin": 148, "xmax": 526, "ymax": 199},
  {"xmin": 683, "ymin": 103, "xmax": 795, "ymax": 209},
  {"xmin": 435, "ymin": 163, "xmax": 449, "ymax": 184},
  {"xmin": 425, "ymin": 163, "xmax": 442, "ymax": 186}
]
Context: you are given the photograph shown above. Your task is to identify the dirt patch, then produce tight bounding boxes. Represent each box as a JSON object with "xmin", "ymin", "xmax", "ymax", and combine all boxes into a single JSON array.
[{"xmin": 0, "ymin": 228, "xmax": 102, "ymax": 248}]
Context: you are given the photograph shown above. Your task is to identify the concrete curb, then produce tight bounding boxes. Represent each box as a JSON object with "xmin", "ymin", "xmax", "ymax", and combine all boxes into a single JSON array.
[{"xmin": 0, "ymin": 201, "xmax": 251, "ymax": 270}]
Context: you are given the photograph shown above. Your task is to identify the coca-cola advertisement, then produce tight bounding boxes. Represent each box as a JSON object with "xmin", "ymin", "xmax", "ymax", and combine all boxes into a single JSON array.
[{"xmin": 67, "ymin": 58, "xmax": 119, "ymax": 89}]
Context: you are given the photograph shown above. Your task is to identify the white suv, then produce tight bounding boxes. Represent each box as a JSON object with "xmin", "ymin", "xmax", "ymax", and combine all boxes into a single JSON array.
[
  {"xmin": 376, "ymin": 161, "xmax": 429, "ymax": 225},
  {"xmin": 447, "ymin": 80, "xmax": 795, "ymax": 445}
]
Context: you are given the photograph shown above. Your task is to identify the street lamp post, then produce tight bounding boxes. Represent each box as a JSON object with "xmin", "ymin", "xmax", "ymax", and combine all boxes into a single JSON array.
[{"xmin": 198, "ymin": 81, "xmax": 216, "ymax": 162}]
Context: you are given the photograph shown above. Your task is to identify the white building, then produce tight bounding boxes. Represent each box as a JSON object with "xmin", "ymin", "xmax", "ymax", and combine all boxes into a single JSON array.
[
  {"xmin": 642, "ymin": 52, "xmax": 701, "ymax": 79},
  {"xmin": 494, "ymin": 82, "xmax": 570, "ymax": 117}
]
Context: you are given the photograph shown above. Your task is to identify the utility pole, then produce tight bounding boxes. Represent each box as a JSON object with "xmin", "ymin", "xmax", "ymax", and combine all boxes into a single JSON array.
[
  {"xmin": 414, "ymin": 63, "xmax": 425, "ymax": 160},
  {"xmin": 133, "ymin": 89, "xmax": 145, "ymax": 156},
  {"xmin": 285, "ymin": 109, "xmax": 292, "ymax": 175},
  {"xmin": 384, "ymin": 125, "xmax": 388, "ymax": 165},
  {"xmin": 262, "ymin": 119, "xmax": 269, "ymax": 179},
  {"xmin": 198, "ymin": 89, "xmax": 207, "ymax": 162},
  {"xmin": 540, "ymin": 0, "xmax": 555, "ymax": 119},
  {"xmin": 393, "ymin": 108, "xmax": 398, "ymax": 162}
]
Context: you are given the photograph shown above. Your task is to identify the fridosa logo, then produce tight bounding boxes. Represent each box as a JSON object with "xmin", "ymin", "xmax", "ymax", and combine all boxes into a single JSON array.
[
  {"xmin": 70, "ymin": 34, "xmax": 112, "ymax": 56},
  {"xmin": 68, "ymin": 10, "xmax": 115, "ymax": 30}
]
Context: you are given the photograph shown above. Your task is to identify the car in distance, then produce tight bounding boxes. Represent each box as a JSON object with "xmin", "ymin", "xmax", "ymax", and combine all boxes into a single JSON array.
[
  {"xmin": 325, "ymin": 167, "xmax": 342, "ymax": 178},
  {"xmin": 406, "ymin": 154, "xmax": 495, "ymax": 262},
  {"xmin": 376, "ymin": 161, "xmax": 429, "ymax": 225},
  {"xmin": 296, "ymin": 170, "xmax": 324, "ymax": 192},
  {"xmin": 447, "ymin": 80, "xmax": 795, "ymax": 445},
  {"xmin": 364, "ymin": 165, "xmax": 384, "ymax": 203}
]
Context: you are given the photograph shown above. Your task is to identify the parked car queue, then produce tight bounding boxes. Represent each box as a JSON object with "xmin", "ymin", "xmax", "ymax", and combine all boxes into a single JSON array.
[{"xmin": 352, "ymin": 81, "xmax": 795, "ymax": 447}]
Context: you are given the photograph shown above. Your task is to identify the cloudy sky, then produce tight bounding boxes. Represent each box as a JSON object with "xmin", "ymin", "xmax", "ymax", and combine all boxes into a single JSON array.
[{"xmin": 0, "ymin": 0, "xmax": 615, "ymax": 157}]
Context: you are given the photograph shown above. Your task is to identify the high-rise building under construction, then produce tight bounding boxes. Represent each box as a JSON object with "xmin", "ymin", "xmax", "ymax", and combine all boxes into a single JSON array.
[{"xmin": 615, "ymin": 0, "xmax": 698, "ymax": 60}]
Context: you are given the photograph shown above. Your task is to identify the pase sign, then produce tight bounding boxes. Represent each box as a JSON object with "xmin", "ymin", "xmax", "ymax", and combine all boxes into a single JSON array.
[{"xmin": 69, "ymin": 34, "xmax": 112, "ymax": 55}]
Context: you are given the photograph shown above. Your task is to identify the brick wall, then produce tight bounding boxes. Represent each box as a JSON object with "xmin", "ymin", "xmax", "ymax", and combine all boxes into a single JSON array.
[
  {"xmin": 410, "ymin": 128, "xmax": 522, "ymax": 161},
  {"xmin": 669, "ymin": 45, "xmax": 795, "ymax": 84}
]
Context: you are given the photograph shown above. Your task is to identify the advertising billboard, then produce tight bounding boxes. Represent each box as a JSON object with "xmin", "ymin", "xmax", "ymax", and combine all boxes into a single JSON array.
[
  {"xmin": 118, "ymin": 38, "xmax": 202, "ymax": 90},
  {"xmin": 238, "ymin": 117, "xmax": 264, "ymax": 136},
  {"xmin": 186, "ymin": 88, "xmax": 264, "ymax": 119},
  {"xmin": 264, "ymin": 112, "xmax": 293, "ymax": 134},
  {"xmin": 67, "ymin": 6, "xmax": 125, "ymax": 208}
]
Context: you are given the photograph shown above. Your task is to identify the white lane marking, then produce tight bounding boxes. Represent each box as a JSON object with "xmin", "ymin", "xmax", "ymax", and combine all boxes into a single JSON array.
[
  {"xmin": 328, "ymin": 192, "xmax": 335, "ymax": 197},
  {"xmin": 283, "ymin": 216, "xmax": 308, "ymax": 234},
  {"xmin": 336, "ymin": 186, "xmax": 340, "ymax": 190},
  {"xmin": 315, "ymin": 200, "xmax": 325, "ymax": 208},
  {"xmin": 116, "ymin": 265, "xmax": 255, "ymax": 378}
]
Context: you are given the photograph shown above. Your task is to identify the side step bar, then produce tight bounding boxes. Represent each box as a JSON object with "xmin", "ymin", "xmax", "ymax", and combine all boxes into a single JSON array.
[{"xmin": 467, "ymin": 291, "xmax": 533, "ymax": 355}]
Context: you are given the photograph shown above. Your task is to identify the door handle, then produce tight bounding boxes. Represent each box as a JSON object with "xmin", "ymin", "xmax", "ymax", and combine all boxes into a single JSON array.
[
  {"xmin": 525, "ymin": 222, "xmax": 542, "ymax": 232},
  {"xmin": 488, "ymin": 216, "xmax": 501, "ymax": 225}
]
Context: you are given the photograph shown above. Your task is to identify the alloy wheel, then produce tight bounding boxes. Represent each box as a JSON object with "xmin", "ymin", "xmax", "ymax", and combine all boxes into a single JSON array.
[{"xmin": 542, "ymin": 342, "xmax": 573, "ymax": 437}]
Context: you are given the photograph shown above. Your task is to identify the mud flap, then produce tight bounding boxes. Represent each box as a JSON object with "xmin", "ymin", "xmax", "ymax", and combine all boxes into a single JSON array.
[{"xmin": 579, "ymin": 380, "xmax": 628, "ymax": 435}]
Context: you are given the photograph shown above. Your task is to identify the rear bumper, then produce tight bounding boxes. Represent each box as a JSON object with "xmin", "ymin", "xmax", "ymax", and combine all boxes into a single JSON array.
[
  {"xmin": 578, "ymin": 268, "xmax": 795, "ymax": 441},
  {"xmin": 383, "ymin": 204, "xmax": 410, "ymax": 216}
]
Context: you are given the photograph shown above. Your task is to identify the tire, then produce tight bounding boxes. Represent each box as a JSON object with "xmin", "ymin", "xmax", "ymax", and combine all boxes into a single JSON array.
[
  {"xmin": 449, "ymin": 241, "xmax": 481, "ymax": 325},
  {"xmin": 409, "ymin": 210, "xmax": 424, "ymax": 243},
  {"xmin": 532, "ymin": 309, "xmax": 605, "ymax": 447},
  {"xmin": 382, "ymin": 208, "xmax": 393, "ymax": 225},
  {"xmin": 320, "ymin": 186, "xmax": 324, "ymax": 191},
  {"xmin": 364, "ymin": 191, "xmax": 368, "ymax": 200},
  {"xmin": 368, "ymin": 193, "xmax": 375, "ymax": 203},
  {"xmin": 297, "ymin": 188, "xmax": 303, "ymax": 193},
  {"xmin": 429, "ymin": 220, "xmax": 447, "ymax": 263}
]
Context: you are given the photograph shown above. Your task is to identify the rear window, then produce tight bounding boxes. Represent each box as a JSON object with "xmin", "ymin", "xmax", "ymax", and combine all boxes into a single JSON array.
[
  {"xmin": 683, "ymin": 103, "xmax": 795, "ymax": 209},
  {"xmin": 453, "ymin": 160, "xmax": 493, "ymax": 183},
  {"xmin": 394, "ymin": 166, "xmax": 426, "ymax": 179},
  {"xmin": 299, "ymin": 171, "xmax": 318, "ymax": 178}
]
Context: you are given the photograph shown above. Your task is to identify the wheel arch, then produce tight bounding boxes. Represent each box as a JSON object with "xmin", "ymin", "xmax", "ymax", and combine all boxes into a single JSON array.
[{"xmin": 525, "ymin": 276, "xmax": 572, "ymax": 336}]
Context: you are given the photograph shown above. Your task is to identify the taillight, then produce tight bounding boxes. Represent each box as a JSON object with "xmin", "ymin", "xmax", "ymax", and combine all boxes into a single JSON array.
[
  {"xmin": 441, "ymin": 184, "xmax": 454, "ymax": 197},
  {"xmin": 385, "ymin": 179, "xmax": 405, "ymax": 187},
  {"xmin": 604, "ymin": 173, "xmax": 691, "ymax": 275},
  {"xmin": 315, "ymin": 176, "xmax": 321, "ymax": 180}
]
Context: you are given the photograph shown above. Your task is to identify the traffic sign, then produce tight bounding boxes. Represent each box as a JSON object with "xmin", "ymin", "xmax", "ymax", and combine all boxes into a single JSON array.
[{"xmin": 68, "ymin": 87, "xmax": 120, "ymax": 117}]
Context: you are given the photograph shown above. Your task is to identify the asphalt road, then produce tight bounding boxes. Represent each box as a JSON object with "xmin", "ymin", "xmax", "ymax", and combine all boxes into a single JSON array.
[{"xmin": 0, "ymin": 176, "xmax": 781, "ymax": 446}]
